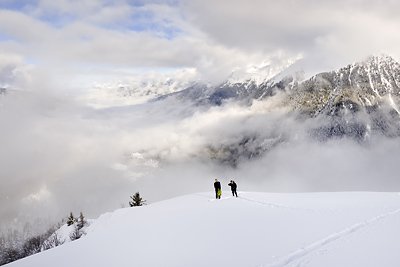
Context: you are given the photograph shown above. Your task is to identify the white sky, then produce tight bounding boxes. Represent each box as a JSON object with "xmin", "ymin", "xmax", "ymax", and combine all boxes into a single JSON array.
[{"xmin": 1, "ymin": 0, "xmax": 400, "ymax": 91}]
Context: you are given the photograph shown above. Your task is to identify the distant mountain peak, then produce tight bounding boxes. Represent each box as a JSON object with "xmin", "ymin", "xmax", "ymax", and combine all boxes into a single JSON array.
[
  {"xmin": 282, "ymin": 53, "xmax": 400, "ymax": 129},
  {"xmin": 368, "ymin": 53, "xmax": 396, "ymax": 63}
]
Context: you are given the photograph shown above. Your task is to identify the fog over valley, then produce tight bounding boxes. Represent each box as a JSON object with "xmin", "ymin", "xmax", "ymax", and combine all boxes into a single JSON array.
[
  {"xmin": 2, "ymin": 79, "xmax": 400, "ymax": 231},
  {"xmin": 2, "ymin": 0, "xmax": 400, "ymax": 249}
]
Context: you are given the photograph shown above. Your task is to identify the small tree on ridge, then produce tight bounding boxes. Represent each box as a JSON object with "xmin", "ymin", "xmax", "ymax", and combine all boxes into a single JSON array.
[
  {"xmin": 67, "ymin": 212, "xmax": 75, "ymax": 226},
  {"xmin": 129, "ymin": 192, "xmax": 146, "ymax": 207}
]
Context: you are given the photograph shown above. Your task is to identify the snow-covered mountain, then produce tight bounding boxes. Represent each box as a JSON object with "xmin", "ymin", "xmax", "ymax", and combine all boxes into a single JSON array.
[
  {"xmin": 83, "ymin": 69, "xmax": 201, "ymax": 108},
  {"xmin": 283, "ymin": 54, "xmax": 400, "ymax": 115},
  {"xmin": 169, "ymin": 63, "xmax": 301, "ymax": 106},
  {"xmin": 96, "ymin": 54, "xmax": 400, "ymax": 167},
  {"xmin": 6, "ymin": 192, "xmax": 400, "ymax": 267},
  {"xmin": 86, "ymin": 54, "xmax": 400, "ymax": 113},
  {"xmin": 281, "ymin": 54, "xmax": 400, "ymax": 141},
  {"xmin": 171, "ymin": 54, "xmax": 400, "ymax": 163},
  {"xmin": 174, "ymin": 54, "xmax": 400, "ymax": 111}
]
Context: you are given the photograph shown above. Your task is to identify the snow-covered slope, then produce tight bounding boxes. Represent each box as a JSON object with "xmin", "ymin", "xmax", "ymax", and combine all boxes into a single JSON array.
[{"xmin": 7, "ymin": 192, "xmax": 400, "ymax": 267}]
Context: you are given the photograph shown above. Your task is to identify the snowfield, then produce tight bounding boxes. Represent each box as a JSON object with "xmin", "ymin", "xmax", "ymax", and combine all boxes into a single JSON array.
[{"xmin": 8, "ymin": 192, "xmax": 400, "ymax": 267}]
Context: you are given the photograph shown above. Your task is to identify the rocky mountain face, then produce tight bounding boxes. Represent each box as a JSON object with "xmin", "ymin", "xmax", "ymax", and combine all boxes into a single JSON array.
[
  {"xmin": 100, "ymin": 54, "xmax": 400, "ymax": 167},
  {"xmin": 282, "ymin": 54, "xmax": 400, "ymax": 141},
  {"xmin": 168, "ymin": 54, "xmax": 400, "ymax": 166},
  {"xmin": 178, "ymin": 54, "xmax": 400, "ymax": 112},
  {"xmin": 283, "ymin": 54, "xmax": 400, "ymax": 115}
]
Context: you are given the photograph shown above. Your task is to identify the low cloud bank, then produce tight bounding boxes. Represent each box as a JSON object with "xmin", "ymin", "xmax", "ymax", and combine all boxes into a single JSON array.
[{"xmin": 1, "ymin": 90, "xmax": 399, "ymax": 232}]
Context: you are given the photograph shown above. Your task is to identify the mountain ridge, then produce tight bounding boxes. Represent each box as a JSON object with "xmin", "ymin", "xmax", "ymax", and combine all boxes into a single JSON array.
[
  {"xmin": 176, "ymin": 54, "xmax": 400, "ymax": 164},
  {"xmin": 114, "ymin": 54, "xmax": 400, "ymax": 167},
  {"xmin": 283, "ymin": 54, "xmax": 400, "ymax": 115}
]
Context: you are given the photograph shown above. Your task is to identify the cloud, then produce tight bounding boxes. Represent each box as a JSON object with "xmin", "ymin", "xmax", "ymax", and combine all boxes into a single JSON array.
[
  {"xmin": 2, "ymin": 80, "xmax": 400, "ymax": 236},
  {"xmin": 0, "ymin": 53, "xmax": 33, "ymax": 89},
  {"xmin": 2, "ymin": 1, "xmax": 400, "ymax": 76},
  {"xmin": 180, "ymin": 0, "xmax": 400, "ymax": 68},
  {"xmin": 2, "ymin": 0, "xmax": 400, "ymax": 235},
  {"xmin": 7, "ymin": 1, "xmax": 400, "ymax": 92}
]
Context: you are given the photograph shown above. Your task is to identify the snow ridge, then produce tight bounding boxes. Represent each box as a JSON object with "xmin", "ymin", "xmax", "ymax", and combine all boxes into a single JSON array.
[{"xmin": 6, "ymin": 192, "xmax": 400, "ymax": 267}]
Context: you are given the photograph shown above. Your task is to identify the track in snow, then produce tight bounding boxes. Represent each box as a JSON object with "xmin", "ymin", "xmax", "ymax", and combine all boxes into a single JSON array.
[
  {"xmin": 237, "ymin": 194, "xmax": 317, "ymax": 212},
  {"xmin": 203, "ymin": 192, "xmax": 400, "ymax": 266},
  {"xmin": 208, "ymin": 196, "xmax": 234, "ymax": 201},
  {"xmin": 257, "ymin": 207, "xmax": 400, "ymax": 267}
]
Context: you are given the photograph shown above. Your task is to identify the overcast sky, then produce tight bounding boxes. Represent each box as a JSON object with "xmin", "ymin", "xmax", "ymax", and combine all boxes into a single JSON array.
[{"xmin": 1, "ymin": 0, "xmax": 400, "ymax": 91}]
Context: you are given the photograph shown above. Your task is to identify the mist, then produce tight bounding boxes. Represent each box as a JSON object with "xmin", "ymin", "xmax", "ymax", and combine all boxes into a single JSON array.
[{"xmin": 1, "ymin": 88, "xmax": 400, "ymax": 234}]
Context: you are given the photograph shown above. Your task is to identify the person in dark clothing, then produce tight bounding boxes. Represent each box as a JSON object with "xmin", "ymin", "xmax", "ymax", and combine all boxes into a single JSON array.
[
  {"xmin": 214, "ymin": 179, "xmax": 221, "ymax": 199},
  {"xmin": 228, "ymin": 180, "xmax": 238, "ymax": 197}
]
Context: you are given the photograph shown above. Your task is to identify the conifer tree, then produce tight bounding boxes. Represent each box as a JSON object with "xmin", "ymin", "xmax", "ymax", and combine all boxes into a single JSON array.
[
  {"xmin": 129, "ymin": 192, "xmax": 146, "ymax": 207},
  {"xmin": 77, "ymin": 212, "xmax": 86, "ymax": 230},
  {"xmin": 67, "ymin": 212, "xmax": 75, "ymax": 226}
]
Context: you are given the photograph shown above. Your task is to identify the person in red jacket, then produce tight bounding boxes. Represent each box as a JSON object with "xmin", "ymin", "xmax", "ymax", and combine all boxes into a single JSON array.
[{"xmin": 228, "ymin": 180, "xmax": 238, "ymax": 197}]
